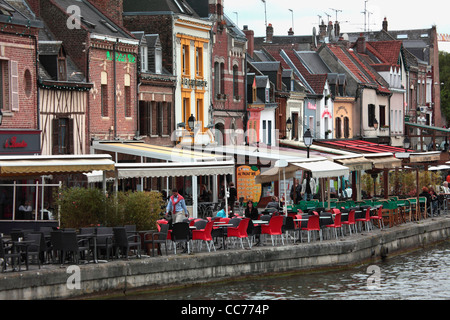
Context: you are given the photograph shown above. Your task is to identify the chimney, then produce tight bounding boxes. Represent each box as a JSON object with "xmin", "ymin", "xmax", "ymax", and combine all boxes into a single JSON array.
[
  {"xmin": 319, "ymin": 20, "xmax": 327, "ymax": 41},
  {"xmin": 382, "ymin": 17, "xmax": 388, "ymax": 32},
  {"xmin": 26, "ymin": 0, "xmax": 40, "ymax": 17},
  {"xmin": 266, "ymin": 23, "xmax": 274, "ymax": 43},
  {"xmin": 209, "ymin": 0, "xmax": 223, "ymax": 20},
  {"xmin": 334, "ymin": 21, "xmax": 340, "ymax": 38},
  {"xmin": 356, "ymin": 33, "xmax": 366, "ymax": 54},
  {"xmin": 89, "ymin": 0, "xmax": 123, "ymax": 26},
  {"xmin": 338, "ymin": 36, "xmax": 350, "ymax": 48},
  {"xmin": 288, "ymin": 28, "xmax": 294, "ymax": 36},
  {"xmin": 243, "ymin": 25, "xmax": 254, "ymax": 57}
]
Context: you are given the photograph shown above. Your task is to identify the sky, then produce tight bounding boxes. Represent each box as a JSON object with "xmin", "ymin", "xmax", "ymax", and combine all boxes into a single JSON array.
[{"xmin": 223, "ymin": 0, "xmax": 450, "ymax": 52}]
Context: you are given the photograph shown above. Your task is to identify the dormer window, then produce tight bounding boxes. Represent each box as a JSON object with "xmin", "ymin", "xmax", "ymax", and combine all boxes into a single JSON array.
[
  {"xmin": 155, "ymin": 47, "xmax": 162, "ymax": 74},
  {"xmin": 58, "ymin": 50, "xmax": 67, "ymax": 81},
  {"xmin": 140, "ymin": 45, "xmax": 148, "ymax": 72}
]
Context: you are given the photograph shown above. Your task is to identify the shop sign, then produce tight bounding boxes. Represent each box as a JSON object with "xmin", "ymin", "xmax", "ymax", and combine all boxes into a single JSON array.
[
  {"xmin": 307, "ymin": 102, "xmax": 316, "ymax": 110},
  {"xmin": 106, "ymin": 51, "xmax": 136, "ymax": 64},
  {"xmin": 0, "ymin": 130, "xmax": 41, "ymax": 155},
  {"xmin": 236, "ymin": 165, "xmax": 262, "ymax": 204}
]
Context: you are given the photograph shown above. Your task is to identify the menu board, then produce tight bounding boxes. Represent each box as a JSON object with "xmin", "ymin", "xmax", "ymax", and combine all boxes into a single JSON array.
[{"xmin": 236, "ymin": 165, "xmax": 262, "ymax": 203}]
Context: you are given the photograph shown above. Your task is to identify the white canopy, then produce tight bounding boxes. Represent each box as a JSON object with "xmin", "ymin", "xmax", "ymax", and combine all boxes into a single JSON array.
[
  {"xmin": 291, "ymin": 160, "xmax": 350, "ymax": 178},
  {"xmin": 429, "ymin": 165, "xmax": 450, "ymax": 171},
  {"xmin": 114, "ymin": 161, "xmax": 235, "ymax": 179}
]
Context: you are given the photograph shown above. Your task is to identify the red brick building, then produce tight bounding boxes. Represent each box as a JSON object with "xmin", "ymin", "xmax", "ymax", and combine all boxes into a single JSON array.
[{"xmin": 0, "ymin": 1, "xmax": 42, "ymax": 155}]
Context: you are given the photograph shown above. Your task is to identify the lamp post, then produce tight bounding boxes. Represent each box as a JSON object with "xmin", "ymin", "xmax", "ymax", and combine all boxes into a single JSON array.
[
  {"xmin": 188, "ymin": 114, "xmax": 195, "ymax": 131},
  {"xmin": 304, "ymin": 128, "xmax": 313, "ymax": 158},
  {"xmin": 286, "ymin": 117, "xmax": 292, "ymax": 139}
]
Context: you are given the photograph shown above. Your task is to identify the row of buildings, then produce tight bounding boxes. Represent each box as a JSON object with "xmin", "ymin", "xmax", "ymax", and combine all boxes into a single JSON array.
[{"xmin": 0, "ymin": 0, "xmax": 445, "ymax": 159}]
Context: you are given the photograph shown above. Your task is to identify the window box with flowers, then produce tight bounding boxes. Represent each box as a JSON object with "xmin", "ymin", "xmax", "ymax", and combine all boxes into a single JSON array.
[{"xmin": 380, "ymin": 125, "xmax": 390, "ymax": 130}]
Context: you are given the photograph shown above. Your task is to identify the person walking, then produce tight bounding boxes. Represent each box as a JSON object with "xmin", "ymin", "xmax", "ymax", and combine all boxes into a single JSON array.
[
  {"xmin": 166, "ymin": 188, "xmax": 189, "ymax": 223},
  {"xmin": 301, "ymin": 172, "xmax": 316, "ymax": 201},
  {"xmin": 290, "ymin": 179, "xmax": 301, "ymax": 204}
]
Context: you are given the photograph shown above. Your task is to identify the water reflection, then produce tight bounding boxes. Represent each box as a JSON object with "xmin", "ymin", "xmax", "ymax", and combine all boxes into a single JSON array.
[{"xmin": 113, "ymin": 241, "xmax": 450, "ymax": 300}]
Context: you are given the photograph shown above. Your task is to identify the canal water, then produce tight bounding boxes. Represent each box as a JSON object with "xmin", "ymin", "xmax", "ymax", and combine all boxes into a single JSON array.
[{"xmin": 114, "ymin": 240, "xmax": 450, "ymax": 300}]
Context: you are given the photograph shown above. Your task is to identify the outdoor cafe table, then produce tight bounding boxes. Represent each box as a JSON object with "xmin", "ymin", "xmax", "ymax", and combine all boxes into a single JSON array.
[
  {"xmin": 213, "ymin": 222, "xmax": 233, "ymax": 250},
  {"xmin": 252, "ymin": 220, "xmax": 269, "ymax": 225}
]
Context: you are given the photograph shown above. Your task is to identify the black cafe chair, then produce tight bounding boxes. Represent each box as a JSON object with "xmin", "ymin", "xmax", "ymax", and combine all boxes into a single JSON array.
[
  {"xmin": 113, "ymin": 227, "xmax": 141, "ymax": 259},
  {"xmin": 24, "ymin": 233, "xmax": 42, "ymax": 269},
  {"xmin": 96, "ymin": 227, "xmax": 114, "ymax": 260},
  {"xmin": 143, "ymin": 223, "xmax": 169, "ymax": 257},
  {"xmin": 0, "ymin": 236, "xmax": 21, "ymax": 272},
  {"xmin": 171, "ymin": 222, "xmax": 191, "ymax": 254}
]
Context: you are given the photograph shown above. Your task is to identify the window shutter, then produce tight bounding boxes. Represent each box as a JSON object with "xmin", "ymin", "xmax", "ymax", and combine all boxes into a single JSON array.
[
  {"xmin": 52, "ymin": 118, "xmax": 59, "ymax": 155},
  {"xmin": 68, "ymin": 118, "xmax": 74, "ymax": 154},
  {"xmin": 151, "ymin": 102, "xmax": 157, "ymax": 136},
  {"xmin": 10, "ymin": 60, "xmax": 19, "ymax": 111}
]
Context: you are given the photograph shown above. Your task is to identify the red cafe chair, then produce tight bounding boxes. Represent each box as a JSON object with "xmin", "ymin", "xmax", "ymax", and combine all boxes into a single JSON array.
[
  {"xmin": 341, "ymin": 209, "xmax": 357, "ymax": 235},
  {"xmin": 301, "ymin": 215, "xmax": 322, "ymax": 243},
  {"xmin": 226, "ymin": 218, "xmax": 251, "ymax": 249},
  {"xmin": 192, "ymin": 221, "xmax": 215, "ymax": 252},
  {"xmin": 261, "ymin": 215, "xmax": 284, "ymax": 246}
]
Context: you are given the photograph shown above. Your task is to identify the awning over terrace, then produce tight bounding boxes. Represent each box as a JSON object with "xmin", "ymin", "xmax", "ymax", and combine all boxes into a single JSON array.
[
  {"xmin": 115, "ymin": 161, "xmax": 235, "ymax": 179},
  {"xmin": 92, "ymin": 141, "xmax": 229, "ymax": 162},
  {"xmin": 0, "ymin": 154, "xmax": 115, "ymax": 178}
]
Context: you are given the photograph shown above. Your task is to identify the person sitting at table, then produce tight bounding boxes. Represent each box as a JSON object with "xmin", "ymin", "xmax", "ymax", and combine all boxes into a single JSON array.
[
  {"xmin": 244, "ymin": 200, "xmax": 259, "ymax": 220},
  {"xmin": 419, "ymin": 187, "xmax": 432, "ymax": 216},
  {"xmin": 266, "ymin": 196, "xmax": 280, "ymax": 212},
  {"xmin": 216, "ymin": 204, "xmax": 229, "ymax": 218},
  {"xmin": 441, "ymin": 181, "xmax": 450, "ymax": 194},
  {"xmin": 199, "ymin": 184, "xmax": 211, "ymax": 202},
  {"xmin": 18, "ymin": 200, "xmax": 33, "ymax": 220}
]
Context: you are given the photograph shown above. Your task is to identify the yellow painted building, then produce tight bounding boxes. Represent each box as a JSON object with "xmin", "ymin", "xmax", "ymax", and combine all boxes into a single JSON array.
[{"xmin": 333, "ymin": 97, "xmax": 356, "ymax": 139}]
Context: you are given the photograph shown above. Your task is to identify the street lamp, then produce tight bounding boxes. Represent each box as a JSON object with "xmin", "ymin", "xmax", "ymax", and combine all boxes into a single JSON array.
[
  {"xmin": 304, "ymin": 128, "xmax": 313, "ymax": 158},
  {"xmin": 0, "ymin": 109, "xmax": 3, "ymax": 126},
  {"xmin": 188, "ymin": 114, "xmax": 195, "ymax": 131},
  {"xmin": 286, "ymin": 117, "xmax": 292, "ymax": 139},
  {"xmin": 373, "ymin": 118, "xmax": 378, "ymax": 130}
]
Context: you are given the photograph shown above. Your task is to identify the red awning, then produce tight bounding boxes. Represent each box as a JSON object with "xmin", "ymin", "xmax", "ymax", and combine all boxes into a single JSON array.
[{"xmin": 317, "ymin": 140, "xmax": 410, "ymax": 154}]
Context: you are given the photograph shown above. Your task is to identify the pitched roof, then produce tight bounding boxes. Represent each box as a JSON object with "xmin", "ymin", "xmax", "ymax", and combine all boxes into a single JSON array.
[
  {"xmin": 54, "ymin": 0, "xmax": 132, "ymax": 38},
  {"xmin": 282, "ymin": 49, "xmax": 327, "ymax": 95},
  {"xmin": 123, "ymin": 0, "xmax": 199, "ymax": 17},
  {"xmin": 366, "ymin": 41, "xmax": 403, "ymax": 67},
  {"xmin": 0, "ymin": 0, "xmax": 42, "ymax": 27},
  {"xmin": 326, "ymin": 44, "xmax": 390, "ymax": 94}
]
